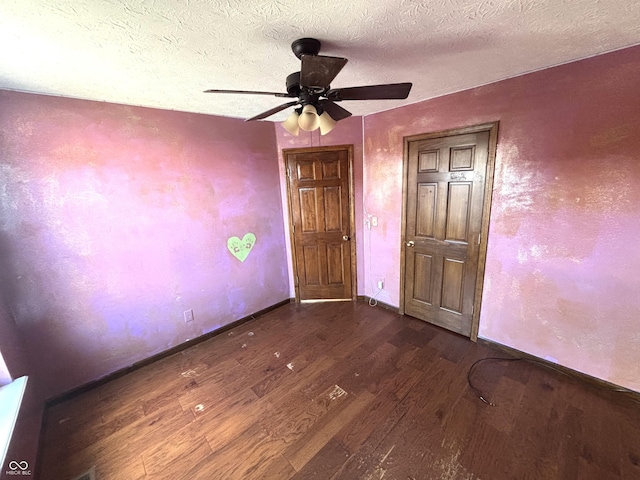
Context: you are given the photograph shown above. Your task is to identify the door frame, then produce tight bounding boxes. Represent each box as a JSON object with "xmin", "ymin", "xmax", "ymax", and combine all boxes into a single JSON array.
[
  {"xmin": 398, "ymin": 122, "xmax": 499, "ymax": 340},
  {"xmin": 283, "ymin": 144, "xmax": 357, "ymax": 302}
]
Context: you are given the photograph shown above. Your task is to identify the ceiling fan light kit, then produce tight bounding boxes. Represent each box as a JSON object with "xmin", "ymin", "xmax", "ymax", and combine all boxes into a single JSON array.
[
  {"xmin": 204, "ymin": 38, "xmax": 413, "ymax": 135},
  {"xmin": 281, "ymin": 105, "xmax": 337, "ymax": 136}
]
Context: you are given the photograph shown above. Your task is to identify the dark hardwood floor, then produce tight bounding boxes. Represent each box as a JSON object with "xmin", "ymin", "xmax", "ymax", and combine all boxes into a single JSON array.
[{"xmin": 38, "ymin": 301, "xmax": 640, "ymax": 479}]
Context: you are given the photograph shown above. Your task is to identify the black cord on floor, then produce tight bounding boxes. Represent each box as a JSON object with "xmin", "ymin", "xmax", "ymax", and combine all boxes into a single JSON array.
[
  {"xmin": 467, "ymin": 357, "xmax": 571, "ymax": 407},
  {"xmin": 467, "ymin": 357, "xmax": 509, "ymax": 406},
  {"xmin": 467, "ymin": 356, "xmax": 639, "ymax": 407}
]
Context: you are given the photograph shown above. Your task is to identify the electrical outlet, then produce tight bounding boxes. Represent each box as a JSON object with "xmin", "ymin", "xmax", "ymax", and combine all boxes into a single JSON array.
[
  {"xmin": 183, "ymin": 309, "xmax": 194, "ymax": 323},
  {"xmin": 377, "ymin": 279, "xmax": 384, "ymax": 290}
]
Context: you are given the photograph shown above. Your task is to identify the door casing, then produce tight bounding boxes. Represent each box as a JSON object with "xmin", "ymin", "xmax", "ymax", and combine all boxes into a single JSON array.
[
  {"xmin": 399, "ymin": 123, "xmax": 499, "ymax": 340},
  {"xmin": 283, "ymin": 145, "xmax": 357, "ymax": 302}
]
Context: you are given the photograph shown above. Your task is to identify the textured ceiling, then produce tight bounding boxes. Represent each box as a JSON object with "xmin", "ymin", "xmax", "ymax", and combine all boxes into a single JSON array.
[{"xmin": 1, "ymin": 0, "xmax": 640, "ymax": 122}]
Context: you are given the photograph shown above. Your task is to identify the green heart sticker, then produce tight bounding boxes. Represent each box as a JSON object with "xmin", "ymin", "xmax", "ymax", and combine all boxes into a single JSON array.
[{"xmin": 227, "ymin": 233, "xmax": 256, "ymax": 262}]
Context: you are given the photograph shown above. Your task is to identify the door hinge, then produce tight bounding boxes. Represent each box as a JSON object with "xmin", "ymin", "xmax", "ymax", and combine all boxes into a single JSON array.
[
  {"xmin": 295, "ymin": 275, "xmax": 299, "ymax": 286},
  {"xmin": 471, "ymin": 305, "xmax": 475, "ymax": 315},
  {"xmin": 477, "ymin": 234, "xmax": 481, "ymax": 245}
]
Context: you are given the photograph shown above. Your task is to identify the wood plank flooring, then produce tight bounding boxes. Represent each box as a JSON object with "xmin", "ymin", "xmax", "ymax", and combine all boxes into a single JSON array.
[{"xmin": 38, "ymin": 301, "xmax": 640, "ymax": 479}]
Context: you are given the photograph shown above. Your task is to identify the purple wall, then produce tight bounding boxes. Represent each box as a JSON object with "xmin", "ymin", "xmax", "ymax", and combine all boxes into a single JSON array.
[
  {"xmin": 0, "ymin": 306, "xmax": 28, "ymax": 386},
  {"xmin": 275, "ymin": 116, "xmax": 365, "ymax": 297},
  {"xmin": 363, "ymin": 45, "xmax": 640, "ymax": 392},
  {"xmin": 0, "ymin": 91, "xmax": 290, "ymax": 403}
]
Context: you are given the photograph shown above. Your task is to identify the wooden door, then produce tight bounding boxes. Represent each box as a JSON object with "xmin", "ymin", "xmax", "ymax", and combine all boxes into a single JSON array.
[
  {"xmin": 402, "ymin": 124, "xmax": 497, "ymax": 337},
  {"xmin": 285, "ymin": 146, "xmax": 355, "ymax": 301}
]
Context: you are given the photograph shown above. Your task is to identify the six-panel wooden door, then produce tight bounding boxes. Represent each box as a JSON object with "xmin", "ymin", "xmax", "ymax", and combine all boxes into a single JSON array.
[
  {"xmin": 403, "ymin": 128, "xmax": 493, "ymax": 336},
  {"xmin": 285, "ymin": 146, "xmax": 355, "ymax": 301}
]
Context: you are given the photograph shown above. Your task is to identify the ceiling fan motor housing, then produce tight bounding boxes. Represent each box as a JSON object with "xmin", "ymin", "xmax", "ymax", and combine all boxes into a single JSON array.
[
  {"xmin": 287, "ymin": 72, "xmax": 325, "ymax": 109},
  {"xmin": 286, "ymin": 72, "xmax": 301, "ymax": 96}
]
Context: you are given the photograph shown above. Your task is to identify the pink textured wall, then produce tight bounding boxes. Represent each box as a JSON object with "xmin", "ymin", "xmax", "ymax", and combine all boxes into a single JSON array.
[
  {"xmin": 363, "ymin": 45, "xmax": 640, "ymax": 392},
  {"xmin": 275, "ymin": 116, "xmax": 365, "ymax": 296},
  {"xmin": 0, "ymin": 305, "xmax": 28, "ymax": 385},
  {"xmin": 0, "ymin": 263, "xmax": 38, "ymax": 479},
  {"xmin": 0, "ymin": 91, "xmax": 289, "ymax": 403}
]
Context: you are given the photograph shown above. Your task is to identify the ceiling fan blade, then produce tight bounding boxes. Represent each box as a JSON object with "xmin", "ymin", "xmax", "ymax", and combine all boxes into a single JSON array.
[
  {"xmin": 204, "ymin": 88, "xmax": 292, "ymax": 98},
  {"xmin": 318, "ymin": 100, "xmax": 352, "ymax": 121},
  {"xmin": 327, "ymin": 82, "xmax": 412, "ymax": 101},
  {"xmin": 300, "ymin": 55, "xmax": 348, "ymax": 89},
  {"xmin": 245, "ymin": 101, "xmax": 299, "ymax": 121}
]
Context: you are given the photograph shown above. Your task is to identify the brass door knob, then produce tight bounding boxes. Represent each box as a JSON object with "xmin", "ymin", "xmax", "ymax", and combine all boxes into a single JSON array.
[
  {"xmin": 406, "ymin": 240, "xmax": 415, "ymax": 247},
  {"xmin": 343, "ymin": 235, "xmax": 350, "ymax": 241}
]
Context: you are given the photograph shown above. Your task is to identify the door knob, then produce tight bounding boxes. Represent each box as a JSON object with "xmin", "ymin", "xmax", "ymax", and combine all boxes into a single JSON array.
[
  {"xmin": 343, "ymin": 235, "xmax": 350, "ymax": 241},
  {"xmin": 406, "ymin": 240, "xmax": 415, "ymax": 247}
]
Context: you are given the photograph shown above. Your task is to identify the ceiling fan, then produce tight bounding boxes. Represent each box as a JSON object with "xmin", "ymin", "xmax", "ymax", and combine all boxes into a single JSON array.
[{"xmin": 204, "ymin": 38, "xmax": 412, "ymax": 136}]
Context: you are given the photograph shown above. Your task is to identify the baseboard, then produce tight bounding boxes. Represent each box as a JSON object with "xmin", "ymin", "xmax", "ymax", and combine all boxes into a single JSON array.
[
  {"xmin": 45, "ymin": 298, "xmax": 294, "ymax": 408},
  {"xmin": 478, "ymin": 337, "xmax": 640, "ymax": 400},
  {"xmin": 357, "ymin": 296, "xmax": 400, "ymax": 313}
]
